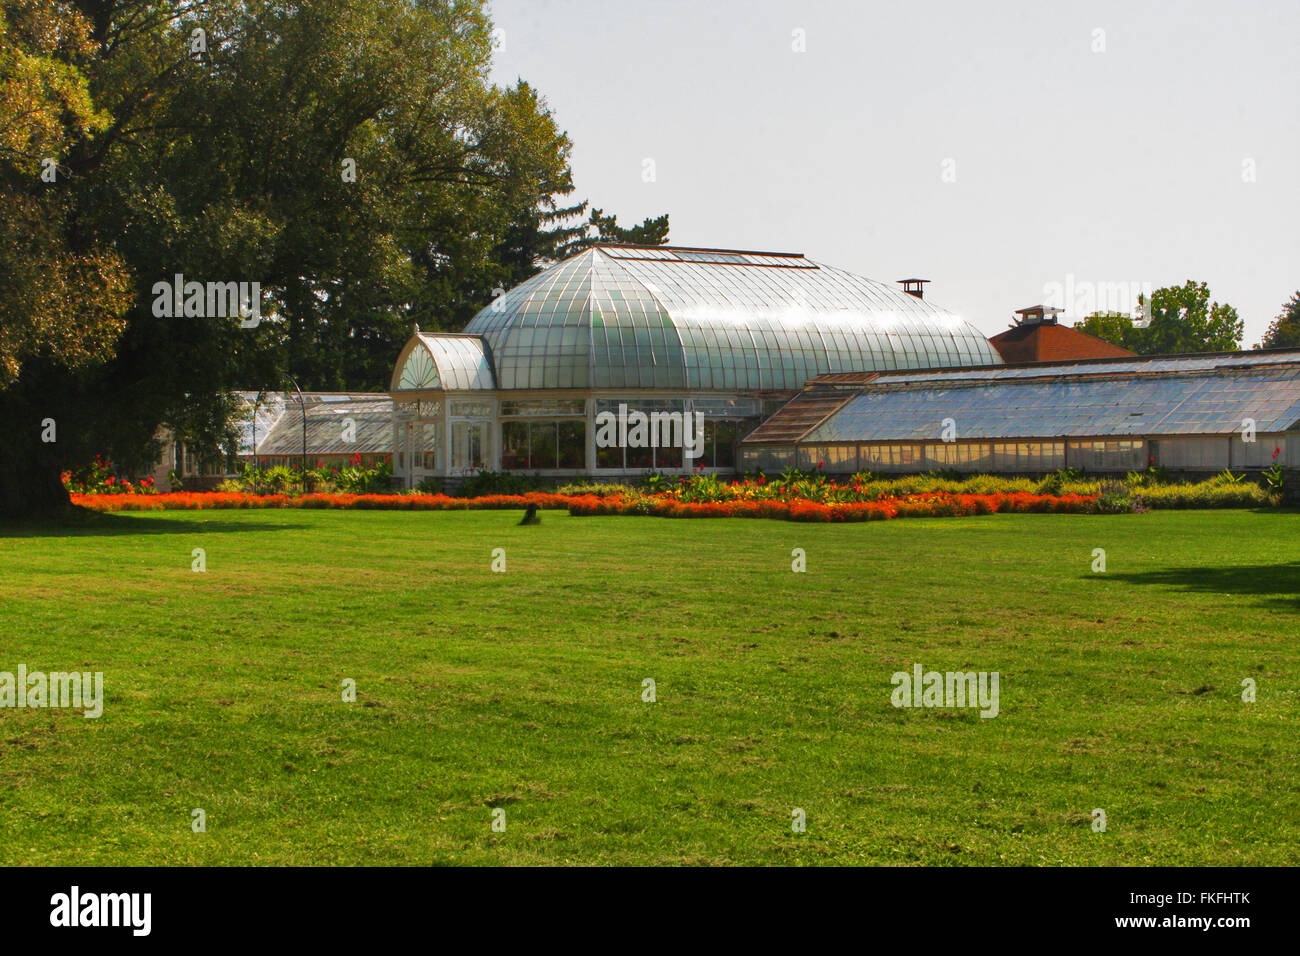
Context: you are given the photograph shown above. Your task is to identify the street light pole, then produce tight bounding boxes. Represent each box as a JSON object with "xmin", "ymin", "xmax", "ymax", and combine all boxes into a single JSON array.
[{"xmin": 282, "ymin": 373, "xmax": 308, "ymax": 471}]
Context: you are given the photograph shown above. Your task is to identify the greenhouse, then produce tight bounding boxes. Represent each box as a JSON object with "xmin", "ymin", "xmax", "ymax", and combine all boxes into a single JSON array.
[
  {"xmin": 387, "ymin": 244, "xmax": 998, "ymax": 483},
  {"xmin": 740, "ymin": 351, "xmax": 1300, "ymax": 475}
]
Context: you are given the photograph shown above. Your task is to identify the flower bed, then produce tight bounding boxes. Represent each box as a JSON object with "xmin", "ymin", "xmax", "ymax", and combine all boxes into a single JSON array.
[
  {"xmin": 564, "ymin": 491, "xmax": 1098, "ymax": 521},
  {"xmin": 72, "ymin": 489, "xmax": 1100, "ymax": 521},
  {"xmin": 61, "ymin": 455, "xmax": 157, "ymax": 495},
  {"xmin": 70, "ymin": 491, "xmax": 573, "ymax": 512}
]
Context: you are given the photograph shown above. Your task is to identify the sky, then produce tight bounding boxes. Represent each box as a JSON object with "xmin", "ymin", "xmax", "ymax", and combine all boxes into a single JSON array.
[{"xmin": 487, "ymin": 0, "xmax": 1299, "ymax": 345}]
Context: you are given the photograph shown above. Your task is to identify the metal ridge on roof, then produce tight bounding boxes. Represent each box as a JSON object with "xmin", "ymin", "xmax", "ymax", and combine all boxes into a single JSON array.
[
  {"xmin": 801, "ymin": 349, "xmax": 1300, "ymax": 391},
  {"xmin": 877, "ymin": 347, "xmax": 1300, "ymax": 376},
  {"xmin": 593, "ymin": 243, "xmax": 806, "ymax": 259}
]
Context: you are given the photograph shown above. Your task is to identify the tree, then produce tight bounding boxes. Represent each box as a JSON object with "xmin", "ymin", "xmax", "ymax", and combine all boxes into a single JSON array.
[
  {"xmin": 570, "ymin": 208, "xmax": 671, "ymax": 251},
  {"xmin": 1073, "ymin": 281, "xmax": 1242, "ymax": 356},
  {"xmin": 0, "ymin": 1, "xmax": 134, "ymax": 513},
  {"xmin": 1, "ymin": 0, "xmax": 666, "ymax": 515},
  {"xmin": 1259, "ymin": 291, "xmax": 1300, "ymax": 349},
  {"xmin": 496, "ymin": 203, "xmax": 672, "ymax": 290},
  {"xmin": 1072, "ymin": 312, "xmax": 1140, "ymax": 352}
]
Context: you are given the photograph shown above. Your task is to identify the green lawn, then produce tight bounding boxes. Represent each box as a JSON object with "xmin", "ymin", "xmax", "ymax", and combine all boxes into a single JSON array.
[{"xmin": 1, "ymin": 507, "xmax": 1297, "ymax": 866}]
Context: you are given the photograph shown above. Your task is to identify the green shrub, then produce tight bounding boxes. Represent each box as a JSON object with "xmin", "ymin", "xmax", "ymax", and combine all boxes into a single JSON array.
[
  {"xmin": 555, "ymin": 481, "xmax": 631, "ymax": 498},
  {"xmin": 452, "ymin": 470, "xmax": 552, "ymax": 498},
  {"xmin": 1140, "ymin": 482, "xmax": 1273, "ymax": 509},
  {"xmin": 1096, "ymin": 480, "xmax": 1138, "ymax": 514},
  {"xmin": 1036, "ymin": 468, "xmax": 1082, "ymax": 495},
  {"xmin": 1262, "ymin": 463, "xmax": 1284, "ymax": 495}
]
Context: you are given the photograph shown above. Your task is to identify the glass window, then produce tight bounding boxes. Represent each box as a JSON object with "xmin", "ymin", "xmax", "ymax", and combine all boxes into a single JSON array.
[
  {"xmin": 501, "ymin": 421, "xmax": 528, "ymax": 470},
  {"xmin": 451, "ymin": 423, "xmax": 486, "ymax": 471},
  {"xmin": 626, "ymin": 444, "xmax": 653, "ymax": 470},
  {"xmin": 558, "ymin": 421, "xmax": 585, "ymax": 469},
  {"xmin": 742, "ymin": 446, "xmax": 795, "ymax": 473},
  {"xmin": 450, "ymin": 400, "xmax": 493, "ymax": 417},
  {"xmin": 655, "ymin": 444, "xmax": 683, "ymax": 469},
  {"xmin": 703, "ymin": 420, "xmax": 744, "ymax": 469},
  {"xmin": 596, "ymin": 444, "xmax": 624, "ymax": 469},
  {"xmin": 500, "ymin": 399, "xmax": 586, "ymax": 417},
  {"xmin": 529, "ymin": 422, "xmax": 559, "ymax": 470},
  {"xmin": 419, "ymin": 424, "xmax": 440, "ymax": 472}
]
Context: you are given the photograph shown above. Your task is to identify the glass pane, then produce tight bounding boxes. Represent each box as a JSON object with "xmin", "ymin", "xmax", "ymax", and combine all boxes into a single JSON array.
[
  {"xmin": 596, "ymin": 444, "xmax": 624, "ymax": 469},
  {"xmin": 713, "ymin": 420, "xmax": 740, "ymax": 469},
  {"xmin": 558, "ymin": 421, "xmax": 585, "ymax": 469},
  {"xmin": 501, "ymin": 421, "xmax": 529, "ymax": 470},
  {"xmin": 452, "ymin": 423, "xmax": 486, "ymax": 471},
  {"xmin": 655, "ymin": 444, "xmax": 682, "ymax": 469},
  {"xmin": 625, "ymin": 444, "xmax": 652, "ymax": 470},
  {"xmin": 528, "ymin": 422, "xmax": 558, "ymax": 470}
]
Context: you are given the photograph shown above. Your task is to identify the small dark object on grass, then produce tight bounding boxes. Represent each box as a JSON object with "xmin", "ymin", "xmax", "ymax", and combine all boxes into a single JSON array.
[{"xmin": 518, "ymin": 503, "xmax": 541, "ymax": 525}]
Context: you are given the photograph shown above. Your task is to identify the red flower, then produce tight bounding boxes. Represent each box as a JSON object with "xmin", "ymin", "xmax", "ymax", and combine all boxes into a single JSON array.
[
  {"xmin": 1273, "ymin": 447, "xmax": 1281, "ymax": 459},
  {"xmin": 1148, "ymin": 456, "xmax": 1155, "ymax": 465},
  {"xmin": 818, "ymin": 461, "xmax": 824, "ymax": 470},
  {"xmin": 104, "ymin": 476, "xmax": 115, "ymax": 485}
]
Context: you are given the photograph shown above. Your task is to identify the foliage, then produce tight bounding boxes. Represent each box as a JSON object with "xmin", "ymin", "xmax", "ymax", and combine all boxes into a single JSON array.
[
  {"xmin": 1139, "ymin": 482, "xmax": 1272, "ymax": 510},
  {"xmin": 554, "ymin": 481, "xmax": 631, "ymax": 498},
  {"xmin": 415, "ymin": 475, "xmax": 444, "ymax": 495},
  {"xmin": 565, "ymin": 208, "xmax": 670, "ymax": 253},
  {"xmin": 1074, "ymin": 282, "xmax": 1242, "ymax": 355},
  {"xmin": 567, "ymin": 491, "xmax": 1100, "ymax": 522},
  {"xmin": 221, "ymin": 456, "xmax": 392, "ymax": 495},
  {"xmin": 1262, "ymin": 464, "xmax": 1285, "ymax": 495},
  {"xmin": 0, "ymin": 1, "xmax": 132, "ymax": 382},
  {"xmin": 1259, "ymin": 291, "xmax": 1300, "ymax": 350},
  {"xmin": 0, "ymin": 0, "xmax": 666, "ymax": 514},
  {"xmin": 1260, "ymin": 445, "xmax": 1285, "ymax": 495},
  {"xmin": 72, "ymin": 466, "xmax": 1284, "ymax": 516},
  {"xmin": 452, "ymin": 470, "xmax": 553, "ymax": 498},
  {"xmin": 1094, "ymin": 480, "xmax": 1142, "ymax": 514},
  {"xmin": 60, "ymin": 454, "xmax": 156, "ymax": 495},
  {"xmin": 1036, "ymin": 468, "xmax": 1082, "ymax": 495},
  {"xmin": 71, "ymin": 490, "xmax": 575, "ymax": 512}
]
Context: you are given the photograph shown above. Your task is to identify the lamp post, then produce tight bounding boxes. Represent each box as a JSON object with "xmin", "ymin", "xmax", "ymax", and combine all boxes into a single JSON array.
[{"xmin": 282, "ymin": 373, "xmax": 308, "ymax": 471}]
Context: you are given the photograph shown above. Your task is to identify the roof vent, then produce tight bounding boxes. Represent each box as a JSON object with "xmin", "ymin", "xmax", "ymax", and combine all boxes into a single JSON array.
[
  {"xmin": 898, "ymin": 278, "xmax": 929, "ymax": 299},
  {"xmin": 1013, "ymin": 304, "xmax": 1064, "ymax": 327}
]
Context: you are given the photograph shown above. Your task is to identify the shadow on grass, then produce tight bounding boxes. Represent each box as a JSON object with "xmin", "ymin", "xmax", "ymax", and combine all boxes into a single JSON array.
[
  {"xmin": 0, "ymin": 511, "xmax": 307, "ymax": 538},
  {"xmin": 1101, "ymin": 562, "xmax": 1300, "ymax": 610}
]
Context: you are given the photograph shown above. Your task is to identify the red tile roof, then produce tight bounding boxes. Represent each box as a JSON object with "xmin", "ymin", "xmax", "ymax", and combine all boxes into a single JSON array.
[{"xmin": 988, "ymin": 323, "xmax": 1135, "ymax": 364}]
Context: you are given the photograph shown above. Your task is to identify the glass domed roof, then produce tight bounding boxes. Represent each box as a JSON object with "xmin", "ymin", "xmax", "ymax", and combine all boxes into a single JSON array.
[{"xmin": 458, "ymin": 246, "xmax": 1000, "ymax": 391}]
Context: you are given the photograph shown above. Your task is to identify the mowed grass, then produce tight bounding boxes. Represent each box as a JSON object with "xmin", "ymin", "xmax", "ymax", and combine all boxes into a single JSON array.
[{"xmin": 0, "ymin": 507, "xmax": 1297, "ymax": 866}]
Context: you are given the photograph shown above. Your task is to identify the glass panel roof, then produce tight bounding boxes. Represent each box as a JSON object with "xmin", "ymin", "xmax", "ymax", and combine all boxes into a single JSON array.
[
  {"xmin": 230, "ymin": 393, "xmax": 394, "ymax": 455},
  {"xmin": 392, "ymin": 334, "xmax": 495, "ymax": 391},
  {"xmin": 799, "ymin": 362, "xmax": 1300, "ymax": 443},
  {"xmin": 461, "ymin": 247, "xmax": 998, "ymax": 391}
]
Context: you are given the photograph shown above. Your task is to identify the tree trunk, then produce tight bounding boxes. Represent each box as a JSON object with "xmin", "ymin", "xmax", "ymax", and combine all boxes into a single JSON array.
[{"xmin": 0, "ymin": 447, "xmax": 74, "ymax": 519}]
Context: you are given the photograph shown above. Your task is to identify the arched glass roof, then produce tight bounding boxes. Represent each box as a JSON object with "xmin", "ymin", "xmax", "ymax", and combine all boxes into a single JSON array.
[
  {"xmin": 461, "ymin": 246, "xmax": 1000, "ymax": 391},
  {"xmin": 391, "ymin": 332, "xmax": 495, "ymax": 392}
]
